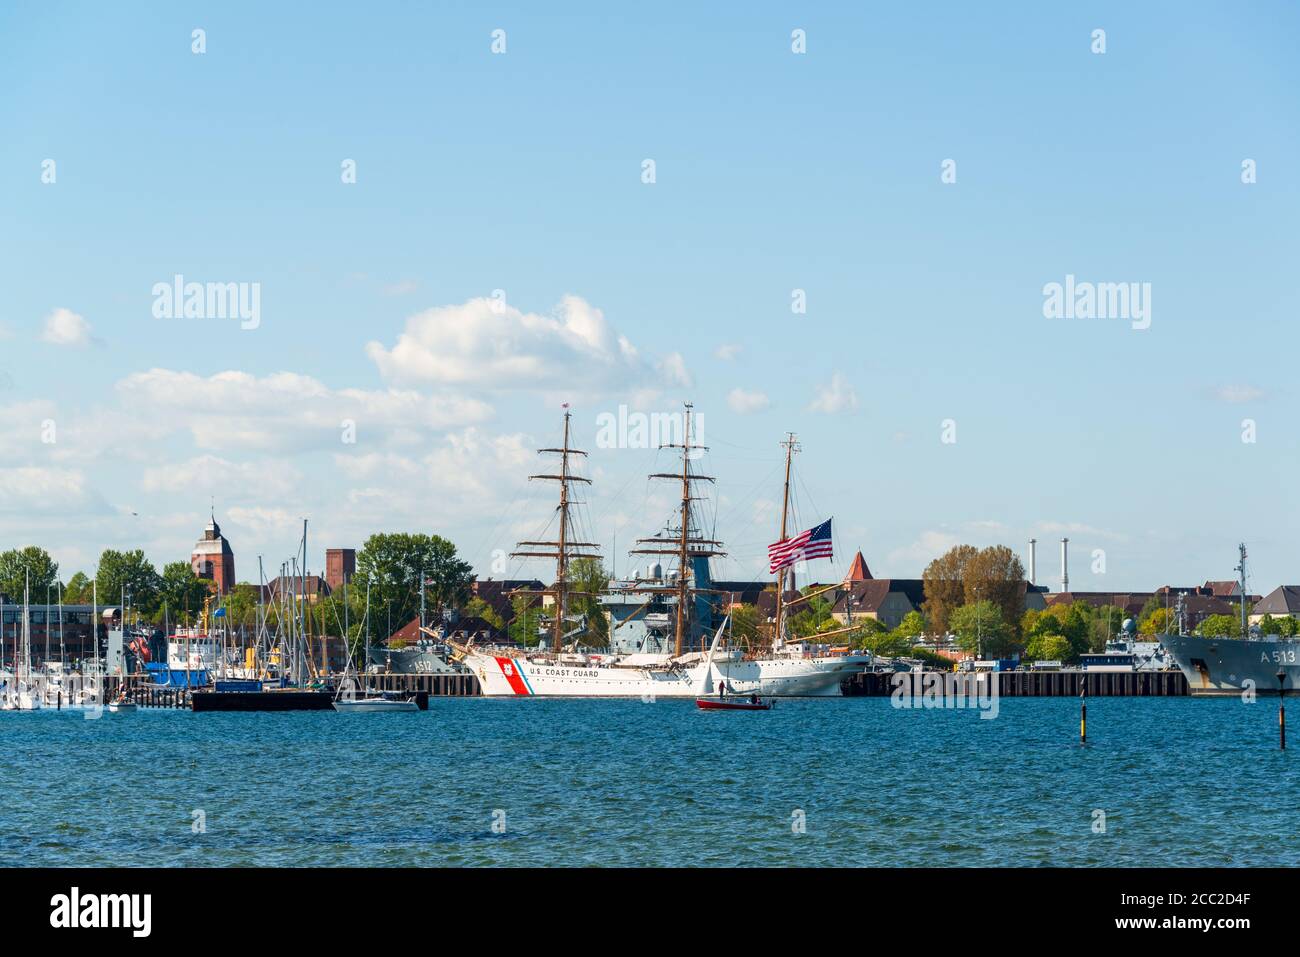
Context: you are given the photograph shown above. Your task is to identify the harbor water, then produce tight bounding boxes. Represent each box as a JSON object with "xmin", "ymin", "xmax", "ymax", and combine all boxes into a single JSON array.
[{"xmin": 1, "ymin": 697, "xmax": 1294, "ymax": 867}]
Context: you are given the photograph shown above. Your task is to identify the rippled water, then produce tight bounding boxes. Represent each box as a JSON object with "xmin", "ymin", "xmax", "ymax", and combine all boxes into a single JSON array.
[{"xmin": 0, "ymin": 696, "xmax": 1293, "ymax": 866}]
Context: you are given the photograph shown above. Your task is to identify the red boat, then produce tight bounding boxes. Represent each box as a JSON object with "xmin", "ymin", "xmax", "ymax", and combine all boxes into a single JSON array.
[{"xmin": 695, "ymin": 696, "xmax": 773, "ymax": 711}]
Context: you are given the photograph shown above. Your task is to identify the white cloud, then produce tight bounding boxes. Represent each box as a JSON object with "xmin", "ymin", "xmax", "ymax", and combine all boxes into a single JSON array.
[
  {"xmin": 887, "ymin": 530, "xmax": 961, "ymax": 572},
  {"xmin": 727, "ymin": 388, "xmax": 770, "ymax": 414},
  {"xmin": 42, "ymin": 308, "xmax": 94, "ymax": 348},
  {"xmin": 142, "ymin": 454, "xmax": 303, "ymax": 498},
  {"xmin": 0, "ymin": 466, "xmax": 100, "ymax": 514},
  {"xmin": 658, "ymin": 352, "xmax": 693, "ymax": 388},
  {"xmin": 366, "ymin": 295, "xmax": 679, "ymax": 392},
  {"xmin": 808, "ymin": 373, "xmax": 858, "ymax": 414},
  {"xmin": 1035, "ymin": 521, "xmax": 1125, "ymax": 541},
  {"xmin": 115, "ymin": 369, "xmax": 492, "ymax": 452},
  {"xmin": 382, "ymin": 279, "xmax": 420, "ymax": 296},
  {"xmin": 715, "ymin": 343, "xmax": 742, "ymax": 361},
  {"xmin": 1212, "ymin": 385, "xmax": 1265, "ymax": 404}
]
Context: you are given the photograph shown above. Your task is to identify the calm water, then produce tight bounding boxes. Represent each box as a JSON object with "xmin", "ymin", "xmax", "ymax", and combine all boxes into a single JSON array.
[{"xmin": 0, "ymin": 696, "xmax": 1293, "ymax": 867}]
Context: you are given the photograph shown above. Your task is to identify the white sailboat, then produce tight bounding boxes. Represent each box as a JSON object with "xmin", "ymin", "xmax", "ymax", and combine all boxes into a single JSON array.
[
  {"xmin": 13, "ymin": 573, "xmax": 42, "ymax": 710},
  {"xmin": 454, "ymin": 407, "xmax": 871, "ymax": 697},
  {"xmin": 333, "ymin": 579, "xmax": 419, "ymax": 712}
]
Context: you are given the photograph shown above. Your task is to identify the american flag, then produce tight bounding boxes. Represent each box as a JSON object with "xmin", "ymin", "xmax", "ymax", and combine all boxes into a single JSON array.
[{"xmin": 768, "ymin": 518, "xmax": 833, "ymax": 573}]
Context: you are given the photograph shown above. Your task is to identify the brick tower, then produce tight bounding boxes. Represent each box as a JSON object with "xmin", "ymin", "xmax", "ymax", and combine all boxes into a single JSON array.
[{"xmin": 191, "ymin": 510, "xmax": 236, "ymax": 595}]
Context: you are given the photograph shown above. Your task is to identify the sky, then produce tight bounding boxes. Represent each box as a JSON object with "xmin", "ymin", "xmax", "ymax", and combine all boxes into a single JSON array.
[{"xmin": 0, "ymin": 1, "xmax": 1297, "ymax": 595}]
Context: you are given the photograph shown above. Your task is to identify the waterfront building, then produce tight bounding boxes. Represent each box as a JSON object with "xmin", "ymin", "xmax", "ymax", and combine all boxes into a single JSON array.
[{"xmin": 0, "ymin": 603, "xmax": 103, "ymax": 667}]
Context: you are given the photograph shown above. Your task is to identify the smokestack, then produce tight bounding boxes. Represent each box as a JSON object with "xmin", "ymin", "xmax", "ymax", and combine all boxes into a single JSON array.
[
  {"xmin": 1028, "ymin": 538, "xmax": 1037, "ymax": 585},
  {"xmin": 1060, "ymin": 537, "xmax": 1069, "ymax": 593}
]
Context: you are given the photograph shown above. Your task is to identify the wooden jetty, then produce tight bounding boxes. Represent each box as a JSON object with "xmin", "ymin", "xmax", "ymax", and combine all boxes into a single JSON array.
[{"xmin": 841, "ymin": 669, "xmax": 1188, "ymax": 697}]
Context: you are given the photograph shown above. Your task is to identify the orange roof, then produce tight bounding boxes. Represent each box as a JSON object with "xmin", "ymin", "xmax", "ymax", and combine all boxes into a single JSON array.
[{"xmin": 846, "ymin": 550, "xmax": 872, "ymax": 581}]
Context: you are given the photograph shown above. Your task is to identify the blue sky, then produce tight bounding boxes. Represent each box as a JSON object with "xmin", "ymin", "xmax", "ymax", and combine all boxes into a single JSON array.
[{"xmin": 0, "ymin": 1, "xmax": 1297, "ymax": 595}]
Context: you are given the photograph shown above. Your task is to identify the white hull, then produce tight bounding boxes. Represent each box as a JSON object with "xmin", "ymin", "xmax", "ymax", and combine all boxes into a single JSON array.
[
  {"xmin": 333, "ymin": 698, "xmax": 419, "ymax": 713},
  {"xmin": 464, "ymin": 649, "xmax": 868, "ymax": 697}
]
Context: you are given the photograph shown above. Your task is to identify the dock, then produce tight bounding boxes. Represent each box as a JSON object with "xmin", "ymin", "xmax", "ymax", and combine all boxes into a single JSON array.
[
  {"xmin": 99, "ymin": 672, "xmax": 481, "ymax": 709},
  {"xmin": 841, "ymin": 669, "xmax": 1188, "ymax": 697}
]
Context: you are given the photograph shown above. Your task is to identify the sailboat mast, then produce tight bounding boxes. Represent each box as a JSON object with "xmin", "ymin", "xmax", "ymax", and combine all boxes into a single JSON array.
[
  {"xmin": 554, "ymin": 412, "xmax": 572, "ymax": 652},
  {"xmin": 673, "ymin": 406, "xmax": 694, "ymax": 657},
  {"xmin": 774, "ymin": 433, "xmax": 797, "ymax": 643},
  {"xmin": 510, "ymin": 407, "xmax": 599, "ymax": 654}
]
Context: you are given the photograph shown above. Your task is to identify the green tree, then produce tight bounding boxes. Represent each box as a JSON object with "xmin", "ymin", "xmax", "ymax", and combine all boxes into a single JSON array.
[
  {"xmin": 789, "ymin": 595, "xmax": 836, "ymax": 637},
  {"xmin": 567, "ymin": 557, "xmax": 610, "ymax": 646},
  {"xmin": 222, "ymin": 582, "xmax": 263, "ymax": 632},
  {"xmin": 1198, "ymin": 614, "xmax": 1242, "ymax": 638},
  {"xmin": 1025, "ymin": 632, "xmax": 1073, "ymax": 662},
  {"xmin": 62, "ymin": 571, "xmax": 93, "ymax": 604},
  {"xmin": 728, "ymin": 603, "xmax": 761, "ymax": 647},
  {"xmin": 894, "ymin": 610, "xmax": 927, "ymax": 640},
  {"xmin": 1139, "ymin": 606, "xmax": 1172, "ymax": 636},
  {"xmin": 353, "ymin": 533, "xmax": 475, "ymax": 637},
  {"xmin": 949, "ymin": 601, "xmax": 1014, "ymax": 658},
  {"xmin": 157, "ymin": 561, "xmax": 213, "ymax": 625},
  {"xmin": 464, "ymin": 596, "xmax": 505, "ymax": 631},
  {"xmin": 921, "ymin": 544, "xmax": 978, "ymax": 634},
  {"xmin": 923, "ymin": 544, "xmax": 1026, "ymax": 637},
  {"xmin": 0, "ymin": 546, "xmax": 59, "ymax": 601},
  {"xmin": 1090, "ymin": 604, "xmax": 1127, "ymax": 652},
  {"xmin": 851, "ymin": 617, "xmax": 913, "ymax": 656},
  {"xmin": 508, "ymin": 594, "xmax": 543, "ymax": 646},
  {"xmin": 95, "ymin": 549, "xmax": 162, "ymax": 618}
]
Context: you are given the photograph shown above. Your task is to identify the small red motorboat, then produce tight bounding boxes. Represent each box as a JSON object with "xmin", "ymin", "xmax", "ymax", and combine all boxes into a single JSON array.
[{"xmin": 695, "ymin": 696, "xmax": 772, "ymax": 711}]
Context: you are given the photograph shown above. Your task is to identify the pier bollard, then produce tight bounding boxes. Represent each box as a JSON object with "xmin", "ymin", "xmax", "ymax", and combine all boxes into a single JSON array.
[
  {"xmin": 1278, "ymin": 669, "xmax": 1287, "ymax": 751},
  {"xmin": 1080, "ymin": 680, "xmax": 1087, "ymax": 745}
]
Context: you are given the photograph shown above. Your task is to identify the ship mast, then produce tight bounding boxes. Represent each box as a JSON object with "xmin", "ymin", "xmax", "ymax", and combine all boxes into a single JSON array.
[
  {"xmin": 773, "ymin": 433, "xmax": 799, "ymax": 644},
  {"xmin": 630, "ymin": 404, "xmax": 725, "ymax": 656},
  {"xmin": 1236, "ymin": 543, "xmax": 1248, "ymax": 636},
  {"xmin": 512, "ymin": 408, "xmax": 601, "ymax": 652}
]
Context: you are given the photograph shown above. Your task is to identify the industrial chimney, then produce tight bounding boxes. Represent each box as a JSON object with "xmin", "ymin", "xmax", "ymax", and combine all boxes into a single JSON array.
[
  {"xmin": 1060, "ymin": 537, "xmax": 1069, "ymax": 593},
  {"xmin": 1028, "ymin": 538, "xmax": 1037, "ymax": 585}
]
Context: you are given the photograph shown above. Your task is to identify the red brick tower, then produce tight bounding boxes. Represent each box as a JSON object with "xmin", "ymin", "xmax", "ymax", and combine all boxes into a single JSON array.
[{"xmin": 191, "ymin": 511, "xmax": 235, "ymax": 595}]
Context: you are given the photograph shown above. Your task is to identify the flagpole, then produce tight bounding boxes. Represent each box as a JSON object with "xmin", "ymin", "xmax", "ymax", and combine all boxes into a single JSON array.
[{"xmin": 774, "ymin": 434, "xmax": 797, "ymax": 646}]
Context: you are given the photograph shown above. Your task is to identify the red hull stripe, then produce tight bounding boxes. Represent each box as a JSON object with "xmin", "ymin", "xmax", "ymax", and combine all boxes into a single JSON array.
[{"xmin": 494, "ymin": 657, "xmax": 531, "ymax": 695}]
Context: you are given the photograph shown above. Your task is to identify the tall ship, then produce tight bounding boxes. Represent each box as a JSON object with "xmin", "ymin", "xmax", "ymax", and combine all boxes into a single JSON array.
[
  {"xmin": 452, "ymin": 407, "xmax": 872, "ymax": 697},
  {"xmin": 1162, "ymin": 544, "xmax": 1299, "ymax": 695}
]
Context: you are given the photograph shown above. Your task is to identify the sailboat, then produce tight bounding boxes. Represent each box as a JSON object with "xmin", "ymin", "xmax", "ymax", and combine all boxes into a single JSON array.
[
  {"xmin": 333, "ymin": 579, "xmax": 421, "ymax": 712},
  {"xmin": 12, "ymin": 573, "xmax": 42, "ymax": 710},
  {"xmin": 451, "ymin": 407, "xmax": 872, "ymax": 697}
]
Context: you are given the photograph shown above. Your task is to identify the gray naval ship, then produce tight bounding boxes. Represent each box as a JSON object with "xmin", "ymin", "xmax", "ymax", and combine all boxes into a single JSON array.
[
  {"xmin": 365, "ymin": 620, "xmax": 470, "ymax": 675},
  {"xmin": 1161, "ymin": 545, "xmax": 1298, "ymax": 695},
  {"xmin": 1163, "ymin": 630, "xmax": 1300, "ymax": 695}
]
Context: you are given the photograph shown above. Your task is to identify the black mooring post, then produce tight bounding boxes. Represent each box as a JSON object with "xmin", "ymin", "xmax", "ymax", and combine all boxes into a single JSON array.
[
  {"xmin": 1080, "ymin": 678, "xmax": 1087, "ymax": 745},
  {"xmin": 1278, "ymin": 669, "xmax": 1287, "ymax": 751}
]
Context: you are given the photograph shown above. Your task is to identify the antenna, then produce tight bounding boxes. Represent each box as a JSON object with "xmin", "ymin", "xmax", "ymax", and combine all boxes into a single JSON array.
[{"xmin": 1236, "ymin": 543, "xmax": 1249, "ymax": 635}]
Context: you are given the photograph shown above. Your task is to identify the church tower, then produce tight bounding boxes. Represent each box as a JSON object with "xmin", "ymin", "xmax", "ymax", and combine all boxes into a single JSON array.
[{"xmin": 191, "ymin": 510, "xmax": 236, "ymax": 595}]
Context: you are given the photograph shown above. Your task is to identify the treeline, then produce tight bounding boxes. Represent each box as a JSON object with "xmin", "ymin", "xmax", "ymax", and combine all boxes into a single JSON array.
[
  {"xmin": 0, "ymin": 535, "xmax": 615, "ymax": 661},
  {"xmin": 722, "ymin": 544, "xmax": 1135, "ymax": 665}
]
